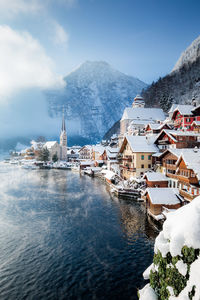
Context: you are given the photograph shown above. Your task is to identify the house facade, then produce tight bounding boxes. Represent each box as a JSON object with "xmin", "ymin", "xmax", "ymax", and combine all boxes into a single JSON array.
[
  {"xmin": 79, "ymin": 145, "xmax": 93, "ymax": 160},
  {"xmin": 171, "ymin": 104, "xmax": 200, "ymax": 131},
  {"xmin": 175, "ymin": 150, "xmax": 200, "ymax": 202},
  {"xmin": 119, "ymin": 136, "xmax": 157, "ymax": 179},
  {"xmin": 154, "ymin": 129, "xmax": 200, "ymax": 151}
]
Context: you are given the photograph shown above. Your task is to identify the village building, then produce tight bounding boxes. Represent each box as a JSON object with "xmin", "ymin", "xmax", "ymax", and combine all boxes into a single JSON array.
[
  {"xmin": 191, "ymin": 120, "xmax": 200, "ymax": 133},
  {"xmin": 120, "ymin": 95, "xmax": 166, "ymax": 135},
  {"xmin": 154, "ymin": 129, "xmax": 200, "ymax": 151},
  {"xmin": 145, "ymin": 123, "xmax": 171, "ymax": 135},
  {"xmin": 143, "ymin": 188, "xmax": 183, "ymax": 220},
  {"xmin": 92, "ymin": 145, "xmax": 107, "ymax": 165},
  {"xmin": 109, "ymin": 134, "xmax": 119, "ymax": 148},
  {"xmin": 67, "ymin": 148, "xmax": 79, "ymax": 161},
  {"xmin": 79, "ymin": 145, "xmax": 93, "ymax": 160},
  {"xmin": 171, "ymin": 104, "xmax": 200, "ymax": 131},
  {"xmin": 119, "ymin": 135, "xmax": 158, "ymax": 179},
  {"xmin": 175, "ymin": 149, "xmax": 200, "ymax": 202},
  {"xmin": 143, "ymin": 172, "xmax": 169, "ymax": 188},
  {"xmin": 155, "ymin": 148, "xmax": 195, "ymax": 188},
  {"xmin": 106, "ymin": 146, "xmax": 119, "ymax": 171}
]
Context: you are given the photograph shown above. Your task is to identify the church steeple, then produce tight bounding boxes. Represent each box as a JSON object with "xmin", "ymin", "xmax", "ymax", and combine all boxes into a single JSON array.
[
  {"xmin": 60, "ymin": 107, "xmax": 67, "ymax": 147},
  {"xmin": 61, "ymin": 109, "xmax": 66, "ymax": 132}
]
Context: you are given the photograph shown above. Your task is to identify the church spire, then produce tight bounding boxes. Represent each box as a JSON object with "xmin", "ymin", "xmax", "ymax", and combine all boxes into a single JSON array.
[
  {"xmin": 60, "ymin": 106, "xmax": 67, "ymax": 148},
  {"xmin": 61, "ymin": 107, "xmax": 66, "ymax": 132}
]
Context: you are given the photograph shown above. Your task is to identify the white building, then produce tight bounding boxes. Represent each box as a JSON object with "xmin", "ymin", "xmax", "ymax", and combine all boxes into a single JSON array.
[{"xmin": 120, "ymin": 95, "xmax": 166, "ymax": 135}]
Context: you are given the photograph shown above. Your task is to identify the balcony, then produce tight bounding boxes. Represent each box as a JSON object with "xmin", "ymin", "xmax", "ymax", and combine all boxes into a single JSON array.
[
  {"xmin": 122, "ymin": 157, "xmax": 132, "ymax": 162},
  {"xmin": 179, "ymin": 189, "xmax": 196, "ymax": 201}
]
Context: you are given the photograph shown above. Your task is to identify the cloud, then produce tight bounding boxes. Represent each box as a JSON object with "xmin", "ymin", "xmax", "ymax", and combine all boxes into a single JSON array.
[
  {"xmin": 53, "ymin": 22, "xmax": 69, "ymax": 46},
  {"xmin": 0, "ymin": 0, "xmax": 77, "ymax": 18},
  {"xmin": 0, "ymin": 25, "xmax": 65, "ymax": 99},
  {"xmin": 0, "ymin": 0, "xmax": 41, "ymax": 17}
]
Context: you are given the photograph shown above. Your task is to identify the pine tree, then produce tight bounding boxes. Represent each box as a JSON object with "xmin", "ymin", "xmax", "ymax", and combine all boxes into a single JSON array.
[
  {"xmin": 52, "ymin": 153, "xmax": 58, "ymax": 162},
  {"xmin": 38, "ymin": 147, "xmax": 49, "ymax": 162}
]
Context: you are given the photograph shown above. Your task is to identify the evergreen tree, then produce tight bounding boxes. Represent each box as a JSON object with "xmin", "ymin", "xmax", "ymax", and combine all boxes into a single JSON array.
[
  {"xmin": 38, "ymin": 147, "xmax": 49, "ymax": 162},
  {"xmin": 52, "ymin": 153, "xmax": 58, "ymax": 162}
]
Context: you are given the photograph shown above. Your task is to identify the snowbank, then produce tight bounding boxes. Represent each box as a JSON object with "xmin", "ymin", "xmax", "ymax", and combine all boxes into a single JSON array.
[{"xmin": 139, "ymin": 196, "xmax": 200, "ymax": 300}]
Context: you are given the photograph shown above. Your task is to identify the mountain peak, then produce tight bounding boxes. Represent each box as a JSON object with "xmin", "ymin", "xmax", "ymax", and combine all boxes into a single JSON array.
[{"xmin": 172, "ymin": 35, "xmax": 200, "ymax": 72}]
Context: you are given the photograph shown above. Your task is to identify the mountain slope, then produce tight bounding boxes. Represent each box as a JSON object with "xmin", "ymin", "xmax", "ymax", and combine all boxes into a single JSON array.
[
  {"xmin": 45, "ymin": 61, "xmax": 147, "ymax": 143},
  {"xmin": 172, "ymin": 35, "xmax": 200, "ymax": 72},
  {"xmin": 142, "ymin": 36, "xmax": 200, "ymax": 111}
]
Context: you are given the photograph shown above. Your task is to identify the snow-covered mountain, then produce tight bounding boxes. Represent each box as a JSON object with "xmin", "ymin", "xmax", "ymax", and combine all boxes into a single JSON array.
[
  {"xmin": 45, "ymin": 61, "xmax": 147, "ymax": 144},
  {"xmin": 142, "ymin": 35, "xmax": 200, "ymax": 111},
  {"xmin": 172, "ymin": 35, "xmax": 200, "ymax": 72}
]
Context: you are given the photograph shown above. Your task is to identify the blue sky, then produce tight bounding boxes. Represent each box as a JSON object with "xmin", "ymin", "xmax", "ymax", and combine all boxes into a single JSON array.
[
  {"xmin": 0, "ymin": 0, "xmax": 199, "ymax": 139},
  {"xmin": 0, "ymin": 0, "xmax": 199, "ymax": 88}
]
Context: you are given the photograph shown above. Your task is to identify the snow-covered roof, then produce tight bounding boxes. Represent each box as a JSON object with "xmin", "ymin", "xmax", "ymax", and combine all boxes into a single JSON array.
[
  {"xmin": 144, "ymin": 172, "xmax": 169, "ymax": 182},
  {"xmin": 93, "ymin": 145, "xmax": 105, "ymax": 155},
  {"xmin": 79, "ymin": 145, "xmax": 93, "ymax": 152},
  {"xmin": 80, "ymin": 161, "xmax": 94, "ymax": 166},
  {"xmin": 106, "ymin": 146, "xmax": 119, "ymax": 154},
  {"xmin": 125, "ymin": 135, "xmax": 158, "ymax": 153},
  {"xmin": 192, "ymin": 120, "xmax": 200, "ymax": 126},
  {"xmin": 104, "ymin": 170, "xmax": 116, "ymax": 180},
  {"xmin": 152, "ymin": 152, "xmax": 163, "ymax": 157},
  {"xmin": 155, "ymin": 129, "xmax": 200, "ymax": 143},
  {"xmin": 121, "ymin": 107, "xmax": 166, "ymax": 122},
  {"xmin": 176, "ymin": 149, "xmax": 200, "ymax": 180},
  {"xmin": 145, "ymin": 123, "xmax": 169, "ymax": 130},
  {"xmin": 146, "ymin": 188, "xmax": 182, "ymax": 205},
  {"xmin": 173, "ymin": 104, "xmax": 194, "ymax": 116},
  {"xmin": 44, "ymin": 141, "xmax": 58, "ymax": 149},
  {"xmin": 168, "ymin": 103, "xmax": 178, "ymax": 114}
]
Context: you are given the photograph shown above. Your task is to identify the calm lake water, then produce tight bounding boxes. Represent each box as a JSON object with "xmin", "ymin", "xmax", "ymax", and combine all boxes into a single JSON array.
[{"xmin": 0, "ymin": 163, "xmax": 157, "ymax": 300}]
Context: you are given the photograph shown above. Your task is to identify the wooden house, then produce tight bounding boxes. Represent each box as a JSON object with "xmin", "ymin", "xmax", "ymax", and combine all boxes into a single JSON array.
[
  {"xmin": 175, "ymin": 149, "xmax": 200, "ymax": 202},
  {"xmin": 143, "ymin": 188, "xmax": 183, "ymax": 219},
  {"xmin": 171, "ymin": 104, "xmax": 200, "ymax": 131},
  {"xmin": 154, "ymin": 129, "xmax": 200, "ymax": 151},
  {"xmin": 143, "ymin": 172, "xmax": 169, "ymax": 188}
]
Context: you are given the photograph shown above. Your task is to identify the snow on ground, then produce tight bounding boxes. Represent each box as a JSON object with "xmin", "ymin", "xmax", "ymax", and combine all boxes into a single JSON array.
[{"xmin": 139, "ymin": 196, "xmax": 200, "ymax": 300}]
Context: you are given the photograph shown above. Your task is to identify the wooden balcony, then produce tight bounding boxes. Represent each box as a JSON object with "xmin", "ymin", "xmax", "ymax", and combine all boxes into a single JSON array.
[
  {"xmin": 120, "ymin": 165, "xmax": 136, "ymax": 172},
  {"xmin": 166, "ymin": 173, "xmax": 178, "ymax": 179},
  {"xmin": 122, "ymin": 157, "xmax": 132, "ymax": 162},
  {"xmin": 179, "ymin": 189, "xmax": 196, "ymax": 201}
]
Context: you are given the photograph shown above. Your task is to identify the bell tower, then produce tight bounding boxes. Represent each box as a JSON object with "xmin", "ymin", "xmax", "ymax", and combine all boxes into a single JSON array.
[{"xmin": 132, "ymin": 95, "xmax": 145, "ymax": 108}]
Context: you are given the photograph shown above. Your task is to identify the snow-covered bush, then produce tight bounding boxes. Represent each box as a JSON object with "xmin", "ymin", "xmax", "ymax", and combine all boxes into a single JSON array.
[{"xmin": 139, "ymin": 197, "xmax": 200, "ymax": 300}]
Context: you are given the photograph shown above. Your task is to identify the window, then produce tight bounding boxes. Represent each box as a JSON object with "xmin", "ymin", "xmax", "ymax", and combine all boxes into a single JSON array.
[
  {"xmin": 148, "ymin": 164, "xmax": 151, "ymax": 168},
  {"xmin": 148, "ymin": 155, "xmax": 151, "ymax": 160},
  {"xmin": 141, "ymin": 164, "xmax": 144, "ymax": 168},
  {"xmin": 141, "ymin": 155, "xmax": 144, "ymax": 160}
]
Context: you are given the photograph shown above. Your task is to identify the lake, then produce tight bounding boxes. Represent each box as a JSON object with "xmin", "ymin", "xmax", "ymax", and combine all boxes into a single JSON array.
[{"xmin": 0, "ymin": 163, "xmax": 157, "ymax": 299}]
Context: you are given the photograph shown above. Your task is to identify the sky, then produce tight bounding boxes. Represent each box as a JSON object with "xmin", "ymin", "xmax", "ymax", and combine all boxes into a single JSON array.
[
  {"xmin": 0, "ymin": 0, "xmax": 200, "ymax": 141},
  {"xmin": 0, "ymin": 0, "xmax": 199, "ymax": 87}
]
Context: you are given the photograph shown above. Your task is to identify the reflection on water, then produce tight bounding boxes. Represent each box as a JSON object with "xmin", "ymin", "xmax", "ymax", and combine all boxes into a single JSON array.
[{"xmin": 0, "ymin": 163, "xmax": 158, "ymax": 300}]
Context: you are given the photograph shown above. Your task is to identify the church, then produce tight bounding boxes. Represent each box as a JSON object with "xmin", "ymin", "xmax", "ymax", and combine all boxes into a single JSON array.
[
  {"xmin": 44, "ymin": 111, "xmax": 68, "ymax": 161},
  {"xmin": 120, "ymin": 95, "xmax": 166, "ymax": 135}
]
